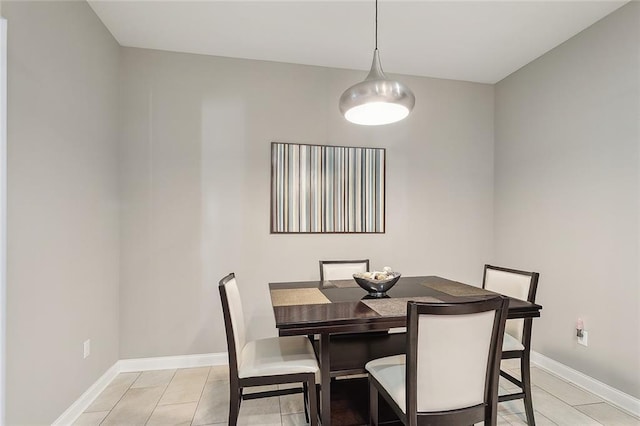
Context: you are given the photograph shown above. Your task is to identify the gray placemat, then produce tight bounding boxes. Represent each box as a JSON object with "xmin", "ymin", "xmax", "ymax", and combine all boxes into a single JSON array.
[
  {"xmin": 421, "ymin": 280, "xmax": 495, "ymax": 297},
  {"xmin": 324, "ymin": 279, "xmax": 358, "ymax": 288},
  {"xmin": 362, "ymin": 296, "xmax": 443, "ymax": 317}
]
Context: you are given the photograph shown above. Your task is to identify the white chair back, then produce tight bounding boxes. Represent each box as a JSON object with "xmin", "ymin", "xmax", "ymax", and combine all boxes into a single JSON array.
[
  {"xmin": 484, "ymin": 267, "xmax": 534, "ymax": 342},
  {"xmin": 320, "ymin": 260, "xmax": 369, "ymax": 281},
  {"xmin": 415, "ymin": 310, "xmax": 497, "ymax": 411},
  {"xmin": 220, "ymin": 275, "xmax": 247, "ymax": 362}
]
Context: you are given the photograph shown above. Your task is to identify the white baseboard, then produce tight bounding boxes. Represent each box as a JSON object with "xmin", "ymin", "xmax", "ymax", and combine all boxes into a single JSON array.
[
  {"xmin": 118, "ymin": 352, "xmax": 228, "ymax": 372},
  {"xmin": 52, "ymin": 362, "xmax": 121, "ymax": 426},
  {"xmin": 52, "ymin": 352, "xmax": 228, "ymax": 425},
  {"xmin": 531, "ymin": 350, "xmax": 640, "ymax": 418},
  {"xmin": 55, "ymin": 351, "xmax": 640, "ymax": 425}
]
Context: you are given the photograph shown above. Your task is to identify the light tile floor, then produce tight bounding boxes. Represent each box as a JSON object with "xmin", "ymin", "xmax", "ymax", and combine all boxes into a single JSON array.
[{"xmin": 74, "ymin": 361, "xmax": 640, "ymax": 426}]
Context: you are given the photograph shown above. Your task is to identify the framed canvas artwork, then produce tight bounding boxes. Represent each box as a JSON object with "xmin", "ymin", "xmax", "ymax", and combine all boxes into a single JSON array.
[{"xmin": 271, "ymin": 142, "xmax": 385, "ymax": 234}]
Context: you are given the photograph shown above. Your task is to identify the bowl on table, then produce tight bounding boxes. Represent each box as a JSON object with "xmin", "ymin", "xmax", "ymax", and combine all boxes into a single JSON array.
[{"xmin": 353, "ymin": 272, "xmax": 401, "ymax": 298}]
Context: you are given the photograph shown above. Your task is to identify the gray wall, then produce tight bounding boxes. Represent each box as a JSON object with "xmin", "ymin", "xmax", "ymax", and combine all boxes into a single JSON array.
[
  {"xmin": 118, "ymin": 48, "xmax": 495, "ymax": 358},
  {"xmin": 4, "ymin": 1, "xmax": 120, "ymax": 423},
  {"xmin": 5, "ymin": 0, "xmax": 637, "ymax": 421},
  {"xmin": 494, "ymin": 2, "xmax": 640, "ymax": 398}
]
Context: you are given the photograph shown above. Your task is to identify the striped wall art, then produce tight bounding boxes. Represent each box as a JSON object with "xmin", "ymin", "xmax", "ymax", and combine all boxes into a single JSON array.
[{"xmin": 271, "ymin": 142, "xmax": 385, "ymax": 233}]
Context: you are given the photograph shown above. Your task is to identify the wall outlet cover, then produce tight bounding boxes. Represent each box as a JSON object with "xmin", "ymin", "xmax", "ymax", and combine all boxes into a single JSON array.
[{"xmin": 578, "ymin": 330, "xmax": 588, "ymax": 347}]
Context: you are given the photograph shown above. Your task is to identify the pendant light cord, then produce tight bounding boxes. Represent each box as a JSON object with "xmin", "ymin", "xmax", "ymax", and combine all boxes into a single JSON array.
[{"xmin": 375, "ymin": 0, "xmax": 378, "ymax": 50}]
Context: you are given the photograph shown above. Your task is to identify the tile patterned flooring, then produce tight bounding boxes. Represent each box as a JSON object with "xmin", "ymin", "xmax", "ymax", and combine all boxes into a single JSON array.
[{"xmin": 74, "ymin": 361, "xmax": 640, "ymax": 426}]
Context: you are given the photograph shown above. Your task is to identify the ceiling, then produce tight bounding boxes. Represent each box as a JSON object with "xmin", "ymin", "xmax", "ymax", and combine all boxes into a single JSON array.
[{"xmin": 87, "ymin": 0, "xmax": 627, "ymax": 84}]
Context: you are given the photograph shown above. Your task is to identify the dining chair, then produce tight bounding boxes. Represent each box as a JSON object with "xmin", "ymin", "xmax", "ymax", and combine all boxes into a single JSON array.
[
  {"xmin": 482, "ymin": 264, "xmax": 540, "ymax": 426},
  {"xmin": 219, "ymin": 273, "xmax": 319, "ymax": 426},
  {"xmin": 318, "ymin": 258, "xmax": 406, "ymax": 379},
  {"xmin": 319, "ymin": 259, "xmax": 370, "ymax": 281},
  {"xmin": 321, "ymin": 259, "xmax": 406, "ymax": 336},
  {"xmin": 366, "ymin": 296, "xmax": 509, "ymax": 426}
]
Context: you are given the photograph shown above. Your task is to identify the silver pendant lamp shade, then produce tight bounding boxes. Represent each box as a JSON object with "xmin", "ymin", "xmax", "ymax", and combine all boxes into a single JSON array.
[{"xmin": 339, "ymin": 0, "xmax": 415, "ymax": 126}]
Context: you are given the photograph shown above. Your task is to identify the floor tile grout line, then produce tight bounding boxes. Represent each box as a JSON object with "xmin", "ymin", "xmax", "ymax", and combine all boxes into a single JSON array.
[
  {"xmin": 278, "ymin": 385, "xmax": 305, "ymax": 417},
  {"xmin": 277, "ymin": 383, "xmax": 283, "ymax": 424},
  {"xmin": 571, "ymin": 401, "xmax": 607, "ymax": 408},
  {"xmin": 531, "ymin": 365, "xmax": 612, "ymax": 407},
  {"xmin": 190, "ymin": 366, "xmax": 213, "ymax": 426},
  {"xmin": 142, "ymin": 369, "xmax": 178, "ymax": 426},
  {"xmin": 538, "ymin": 373, "xmax": 605, "ymax": 404},
  {"xmin": 577, "ymin": 406, "xmax": 618, "ymax": 426},
  {"xmin": 497, "ymin": 412, "xmax": 519, "ymax": 426},
  {"xmin": 532, "ymin": 385, "xmax": 605, "ymax": 426},
  {"xmin": 503, "ymin": 410, "xmax": 560, "ymax": 426},
  {"xmin": 501, "ymin": 413, "xmax": 520, "ymax": 426},
  {"xmin": 98, "ymin": 371, "xmax": 141, "ymax": 426},
  {"xmin": 572, "ymin": 395, "xmax": 640, "ymax": 423},
  {"xmin": 572, "ymin": 400, "xmax": 640, "ymax": 424},
  {"xmin": 573, "ymin": 401, "xmax": 640, "ymax": 422},
  {"xmin": 525, "ymin": 368, "xmax": 605, "ymax": 409},
  {"xmin": 531, "ymin": 365, "xmax": 580, "ymax": 387}
]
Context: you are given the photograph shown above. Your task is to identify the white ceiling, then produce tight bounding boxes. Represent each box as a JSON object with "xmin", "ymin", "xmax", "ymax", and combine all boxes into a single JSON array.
[{"xmin": 88, "ymin": 0, "xmax": 627, "ymax": 84}]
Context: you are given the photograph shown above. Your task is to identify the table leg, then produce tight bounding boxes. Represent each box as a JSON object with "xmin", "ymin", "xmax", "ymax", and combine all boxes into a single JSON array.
[{"xmin": 320, "ymin": 333, "xmax": 331, "ymax": 426}]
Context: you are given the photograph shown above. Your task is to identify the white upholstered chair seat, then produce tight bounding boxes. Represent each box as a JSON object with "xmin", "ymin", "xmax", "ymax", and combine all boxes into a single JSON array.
[
  {"xmin": 367, "ymin": 298, "xmax": 509, "ymax": 425},
  {"xmin": 220, "ymin": 273, "xmax": 319, "ymax": 426},
  {"xmin": 238, "ymin": 336, "xmax": 319, "ymax": 379},
  {"xmin": 502, "ymin": 333, "xmax": 525, "ymax": 352},
  {"xmin": 366, "ymin": 355, "xmax": 407, "ymax": 413}
]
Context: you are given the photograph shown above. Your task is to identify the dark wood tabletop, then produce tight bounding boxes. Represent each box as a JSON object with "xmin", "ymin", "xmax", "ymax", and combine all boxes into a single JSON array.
[
  {"xmin": 269, "ymin": 275, "xmax": 542, "ymax": 426},
  {"xmin": 270, "ymin": 275, "xmax": 542, "ymax": 336}
]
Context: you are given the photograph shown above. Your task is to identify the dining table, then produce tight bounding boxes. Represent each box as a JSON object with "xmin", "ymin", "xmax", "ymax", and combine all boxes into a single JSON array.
[{"xmin": 269, "ymin": 275, "xmax": 542, "ymax": 426}]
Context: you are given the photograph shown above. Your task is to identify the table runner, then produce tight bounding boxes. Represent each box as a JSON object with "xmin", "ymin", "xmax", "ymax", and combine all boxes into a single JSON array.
[
  {"xmin": 362, "ymin": 296, "xmax": 443, "ymax": 317},
  {"xmin": 271, "ymin": 288, "xmax": 331, "ymax": 306},
  {"xmin": 421, "ymin": 280, "xmax": 495, "ymax": 297},
  {"xmin": 323, "ymin": 279, "xmax": 358, "ymax": 288}
]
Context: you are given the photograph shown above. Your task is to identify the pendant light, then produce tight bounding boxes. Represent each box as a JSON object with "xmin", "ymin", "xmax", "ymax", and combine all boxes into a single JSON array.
[{"xmin": 339, "ymin": 0, "xmax": 415, "ymax": 126}]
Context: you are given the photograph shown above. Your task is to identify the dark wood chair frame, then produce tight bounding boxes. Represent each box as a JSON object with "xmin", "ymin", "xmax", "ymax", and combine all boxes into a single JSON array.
[
  {"xmin": 317, "ymin": 259, "xmax": 405, "ymax": 380},
  {"xmin": 319, "ymin": 259, "xmax": 370, "ymax": 281},
  {"xmin": 369, "ymin": 296, "xmax": 509, "ymax": 426},
  {"xmin": 482, "ymin": 264, "xmax": 540, "ymax": 426},
  {"xmin": 219, "ymin": 273, "xmax": 318, "ymax": 426}
]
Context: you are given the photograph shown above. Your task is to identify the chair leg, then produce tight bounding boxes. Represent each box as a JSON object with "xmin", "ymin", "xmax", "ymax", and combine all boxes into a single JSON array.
[
  {"xmin": 486, "ymin": 383, "xmax": 499, "ymax": 426},
  {"xmin": 521, "ymin": 353, "xmax": 536, "ymax": 426},
  {"xmin": 307, "ymin": 375, "xmax": 319, "ymax": 426},
  {"xmin": 229, "ymin": 383, "xmax": 241, "ymax": 426},
  {"xmin": 369, "ymin": 379, "xmax": 379, "ymax": 426},
  {"xmin": 303, "ymin": 381, "xmax": 310, "ymax": 423}
]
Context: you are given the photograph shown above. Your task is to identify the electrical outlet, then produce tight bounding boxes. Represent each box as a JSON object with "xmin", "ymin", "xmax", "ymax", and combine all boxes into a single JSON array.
[
  {"xmin": 83, "ymin": 339, "xmax": 91, "ymax": 358},
  {"xmin": 577, "ymin": 330, "xmax": 588, "ymax": 347}
]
